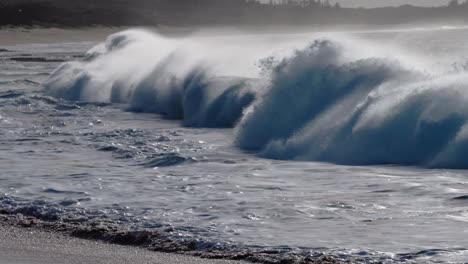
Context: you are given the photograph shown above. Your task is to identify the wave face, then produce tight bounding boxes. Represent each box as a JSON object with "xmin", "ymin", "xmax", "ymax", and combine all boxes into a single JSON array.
[
  {"xmin": 45, "ymin": 29, "xmax": 468, "ymax": 168},
  {"xmin": 45, "ymin": 29, "xmax": 257, "ymax": 128},
  {"xmin": 127, "ymin": 68, "xmax": 257, "ymax": 127},
  {"xmin": 236, "ymin": 39, "xmax": 468, "ymax": 168}
]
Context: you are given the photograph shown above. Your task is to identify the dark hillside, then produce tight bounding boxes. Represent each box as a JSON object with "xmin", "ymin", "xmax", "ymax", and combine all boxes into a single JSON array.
[{"xmin": 0, "ymin": 0, "xmax": 467, "ymax": 27}]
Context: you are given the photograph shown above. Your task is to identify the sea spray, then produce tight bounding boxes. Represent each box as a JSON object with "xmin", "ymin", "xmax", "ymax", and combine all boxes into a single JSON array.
[
  {"xmin": 45, "ymin": 29, "xmax": 259, "ymax": 127},
  {"xmin": 235, "ymin": 40, "xmax": 419, "ymax": 150},
  {"xmin": 45, "ymin": 28, "xmax": 468, "ymax": 168},
  {"xmin": 236, "ymin": 40, "xmax": 468, "ymax": 168},
  {"xmin": 45, "ymin": 29, "xmax": 173, "ymax": 102}
]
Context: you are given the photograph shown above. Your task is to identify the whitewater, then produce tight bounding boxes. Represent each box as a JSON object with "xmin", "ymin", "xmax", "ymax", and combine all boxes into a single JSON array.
[{"xmin": 2, "ymin": 26, "xmax": 468, "ymax": 263}]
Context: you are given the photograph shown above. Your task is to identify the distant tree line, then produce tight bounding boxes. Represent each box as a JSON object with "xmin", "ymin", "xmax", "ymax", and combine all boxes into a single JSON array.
[
  {"xmin": 1, "ymin": 0, "xmax": 468, "ymax": 27},
  {"xmin": 450, "ymin": 0, "xmax": 468, "ymax": 7}
]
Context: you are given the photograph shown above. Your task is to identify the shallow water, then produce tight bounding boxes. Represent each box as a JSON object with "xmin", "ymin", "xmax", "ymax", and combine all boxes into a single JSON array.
[{"xmin": 1, "ymin": 27, "xmax": 468, "ymax": 263}]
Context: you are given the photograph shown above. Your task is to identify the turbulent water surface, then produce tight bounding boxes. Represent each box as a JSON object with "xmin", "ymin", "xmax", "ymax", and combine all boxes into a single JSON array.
[{"xmin": 2, "ymin": 27, "xmax": 468, "ymax": 263}]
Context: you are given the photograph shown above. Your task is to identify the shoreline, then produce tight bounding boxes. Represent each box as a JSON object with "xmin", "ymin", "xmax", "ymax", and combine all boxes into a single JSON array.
[
  {"xmin": 0, "ymin": 26, "xmax": 130, "ymax": 45},
  {"xmin": 0, "ymin": 26, "xmax": 221, "ymax": 45},
  {"xmin": 2, "ymin": 23, "xmax": 468, "ymax": 46},
  {"xmin": 0, "ymin": 212, "xmax": 341, "ymax": 264},
  {"xmin": 0, "ymin": 222, "xmax": 245, "ymax": 264}
]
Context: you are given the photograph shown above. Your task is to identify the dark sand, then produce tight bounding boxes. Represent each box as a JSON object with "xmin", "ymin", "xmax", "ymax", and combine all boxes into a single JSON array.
[{"xmin": 0, "ymin": 224, "xmax": 246, "ymax": 264}]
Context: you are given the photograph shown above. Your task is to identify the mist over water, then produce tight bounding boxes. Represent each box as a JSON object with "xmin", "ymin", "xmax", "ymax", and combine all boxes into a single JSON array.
[{"xmin": 2, "ymin": 26, "xmax": 468, "ymax": 263}]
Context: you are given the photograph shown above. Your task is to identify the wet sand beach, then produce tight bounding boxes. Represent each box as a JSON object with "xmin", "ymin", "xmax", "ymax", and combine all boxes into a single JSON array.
[{"xmin": 0, "ymin": 223, "xmax": 246, "ymax": 264}]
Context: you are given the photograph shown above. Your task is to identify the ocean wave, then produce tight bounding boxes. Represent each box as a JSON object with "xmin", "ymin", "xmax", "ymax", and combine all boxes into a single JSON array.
[
  {"xmin": 45, "ymin": 29, "xmax": 468, "ymax": 168},
  {"xmin": 236, "ymin": 39, "xmax": 468, "ymax": 168},
  {"xmin": 128, "ymin": 71, "xmax": 257, "ymax": 127},
  {"xmin": 45, "ymin": 29, "xmax": 257, "ymax": 128}
]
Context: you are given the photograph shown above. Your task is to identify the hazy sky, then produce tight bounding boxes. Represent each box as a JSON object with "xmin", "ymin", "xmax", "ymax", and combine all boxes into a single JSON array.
[
  {"xmin": 261, "ymin": 0, "xmax": 453, "ymax": 8},
  {"xmin": 333, "ymin": 0, "xmax": 451, "ymax": 8}
]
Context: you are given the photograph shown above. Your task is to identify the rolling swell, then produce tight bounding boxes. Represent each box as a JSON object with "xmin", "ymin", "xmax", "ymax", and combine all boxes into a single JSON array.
[
  {"xmin": 44, "ymin": 29, "xmax": 468, "ymax": 168},
  {"xmin": 126, "ymin": 65, "xmax": 257, "ymax": 127},
  {"xmin": 236, "ymin": 40, "xmax": 468, "ymax": 168},
  {"xmin": 236, "ymin": 40, "xmax": 420, "ymax": 150},
  {"xmin": 44, "ymin": 29, "xmax": 256, "ymax": 128}
]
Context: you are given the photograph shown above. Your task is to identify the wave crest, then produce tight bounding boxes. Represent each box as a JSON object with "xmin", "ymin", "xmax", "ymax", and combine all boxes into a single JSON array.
[
  {"xmin": 236, "ymin": 40, "xmax": 416, "ymax": 150},
  {"xmin": 236, "ymin": 39, "xmax": 468, "ymax": 168},
  {"xmin": 45, "ymin": 29, "xmax": 257, "ymax": 128},
  {"xmin": 45, "ymin": 30, "xmax": 468, "ymax": 168}
]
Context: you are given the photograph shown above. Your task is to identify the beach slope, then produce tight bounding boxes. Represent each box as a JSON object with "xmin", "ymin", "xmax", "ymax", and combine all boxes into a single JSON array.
[{"xmin": 0, "ymin": 224, "xmax": 245, "ymax": 264}]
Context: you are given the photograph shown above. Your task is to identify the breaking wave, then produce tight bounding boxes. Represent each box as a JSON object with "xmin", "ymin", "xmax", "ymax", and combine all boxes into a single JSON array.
[
  {"xmin": 45, "ymin": 29, "xmax": 468, "ymax": 168},
  {"xmin": 45, "ymin": 29, "xmax": 257, "ymax": 128},
  {"xmin": 236, "ymin": 39, "xmax": 468, "ymax": 168}
]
